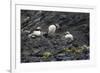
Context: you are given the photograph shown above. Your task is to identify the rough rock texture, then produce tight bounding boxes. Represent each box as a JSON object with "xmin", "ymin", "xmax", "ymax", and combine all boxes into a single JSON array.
[{"xmin": 21, "ymin": 10, "xmax": 89, "ymax": 63}]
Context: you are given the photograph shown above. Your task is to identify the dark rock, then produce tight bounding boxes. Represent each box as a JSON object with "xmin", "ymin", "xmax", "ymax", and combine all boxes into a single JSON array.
[{"xmin": 55, "ymin": 53, "xmax": 72, "ymax": 61}]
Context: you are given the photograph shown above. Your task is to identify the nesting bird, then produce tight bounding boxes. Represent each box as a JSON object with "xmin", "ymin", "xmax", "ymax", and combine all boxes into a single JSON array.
[
  {"xmin": 28, "ymin": 27, "xmax": 42, "ymax": 38},
  {"xmin": 33, "ymin": 27, "xmax": 41, "ymax": 36},
  {"xmin": 64, "ymin": 31, "xmax": 74, "ymax": 43},
  {"xmin": 48, "ymin": 24, "xmax": 60, "ymax": 36}
]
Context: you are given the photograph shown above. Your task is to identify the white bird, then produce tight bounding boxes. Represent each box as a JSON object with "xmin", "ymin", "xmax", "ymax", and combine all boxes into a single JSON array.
[
  {"xmin": 64, "ymin": 31, "xmax": 73, "ymax": 43},
  {"xmin": 28, "ymin": 27, "xmax": 42, "ymax": 38},
  {"xmin": 48, "ymin": 24, "xmax": 56, "ymax": 34},
  {"xmin": 33, "ymin": 27, "xmax": 42, "ymax": 36},
  {"xmin": 48, "ymin": 24, "xmax": 59, "ymax": 35}
]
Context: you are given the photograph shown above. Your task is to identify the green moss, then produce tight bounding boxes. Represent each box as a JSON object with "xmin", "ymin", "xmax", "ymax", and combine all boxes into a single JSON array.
[
  {"xmin": 63, "ymin": 48, "xmax": 72, "ymax": 52},
  {"xmin": 42, "ymin": 52, "xmax": 52, "ymax": 59},
  {"xmin": 63, "ymin": 47, "xmax": 83, "ymax": 54}
]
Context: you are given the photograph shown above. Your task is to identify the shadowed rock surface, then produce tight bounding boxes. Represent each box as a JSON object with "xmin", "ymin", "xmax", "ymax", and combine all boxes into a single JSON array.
[{"xmin": 21, "ymin": 10, "xmax": 89, "ymax": 63}]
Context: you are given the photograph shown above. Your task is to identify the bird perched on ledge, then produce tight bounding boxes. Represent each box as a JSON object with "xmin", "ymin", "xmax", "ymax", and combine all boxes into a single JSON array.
[
  {"xmin": 48, "ymin": 24, "xmax": 60, "ymax": 36},
  {"xmin": 28, "ymin": 27, "xmax": 42, "ymax": 38},
  {"xmin": 64, "ymin": 31, "xmax": 74, "ymax": 44}
]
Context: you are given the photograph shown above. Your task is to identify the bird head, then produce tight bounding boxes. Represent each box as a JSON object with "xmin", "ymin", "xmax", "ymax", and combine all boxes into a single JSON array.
[
  {"xmin": 55, "ymin": 24, "xmax": 60, "ymax": 29},
  {"xmin": 65, "ymin": 31, "xmax": 70, "ymax": 35},
  {"xmin": 36, "ymin": 27, "xmax": 41, "ymax": 30}
]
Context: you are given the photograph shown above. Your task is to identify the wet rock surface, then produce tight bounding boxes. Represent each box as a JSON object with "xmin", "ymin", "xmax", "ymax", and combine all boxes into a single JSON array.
[{"xmin": 21, "ymin": 10, "xmax": 89, "ymax": 63}]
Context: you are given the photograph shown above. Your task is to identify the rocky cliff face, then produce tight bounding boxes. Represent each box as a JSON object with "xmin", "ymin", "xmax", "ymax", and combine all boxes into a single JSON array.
[{"xmin": 21, "ymin": 10, "xmax": 89, "ymax": 63}]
